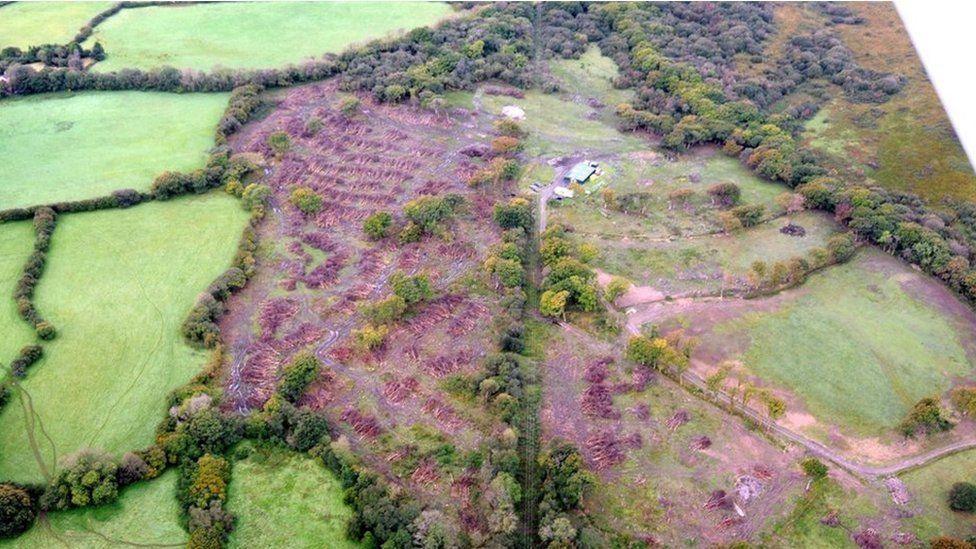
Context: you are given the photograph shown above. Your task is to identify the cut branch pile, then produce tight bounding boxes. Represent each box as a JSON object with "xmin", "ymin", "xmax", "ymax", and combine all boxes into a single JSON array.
[
  {"xmin": 341, "ymin": 408, "xmax": 383, "ymax": 439},
  {"xmin": 666, "ymin": 409, "xmax": 691, "ymax": 431}
]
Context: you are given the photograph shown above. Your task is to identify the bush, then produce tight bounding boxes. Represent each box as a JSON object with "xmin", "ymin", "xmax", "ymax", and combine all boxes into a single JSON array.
[
  {"xmin": 899, "ymin": 397, "xmax": 953, "ymax": 437},
  {"xmin": 188, "ymin": 454, "xmax": 230, "ymax": 509},
  {"xmin": 0, "ymin": 483, "xmax": 36, "ymax": 538},
  {"xmin": 827, "ymin": 233, "xmax": 856, "ymax": 263},
  {"xmin": 948, "ymin": 482, "xmax": 976, "ymax": 513},
  {"xmin": 354, "ymin": 324, "xmax": 388, "ymax": 352},
  {"xmin": 403, "ymin": 195, "xmax": 461, "ymax": 235},
  {"xmin": 339, "ymin": 96, "xmax": 361, "ymax": 117},
  {"xmin": 267, "ymin": 131, "xmax": 291, "ymax": 157},
  {"xmin": 605, "ymin": 277, "xmax": 631, "ymax": 302},
  {"xmin": 240, "ymin": 184, "xmax": 271, "ymax": 212},
  {"xmin": 800, "ymin": 457, "xmax": 828, "ymax": 479},
  {"xmin": 363, "ymin": 211, "xmax": 393, "ymax": 240},
  {"xmin": 362, "ymin": 295, "xmax": 407, "ymax": 326},
  {"xmin": 9, "ymin": 345, "xmax": 42, "ymax": 378},
  {"xmin": 42, "ymin": 449, "xmax": 119, "ymax": 510},
  {"xmin": 289, "ymin": 187, "xmax": 322, "ymax": 215},
  {"xmin": 707, "ymin": 182, "xmax": 741, "ymax": 207},
  {"xmin": 390, "ymin": 272, "xmax": 433, "ymax": 305},
  {"xmin": 950, "ymin": 386, "xmax": 976, "ymax": 416},
  {"xmin": 279, "ymin": 352, "xmax": 321, "ymax": 403}
]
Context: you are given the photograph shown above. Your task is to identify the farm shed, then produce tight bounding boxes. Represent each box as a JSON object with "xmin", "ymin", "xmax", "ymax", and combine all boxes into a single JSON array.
[{"xmin": 564, "ymin": 161, "xmax": 598, "ymax": 184}]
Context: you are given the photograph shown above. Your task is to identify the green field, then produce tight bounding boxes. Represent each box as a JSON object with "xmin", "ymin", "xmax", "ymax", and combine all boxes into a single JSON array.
[
  {"xmin": 227, "ymin": 444, "xmax": 360, "ymax": 549},
  {"xmin": 0, "ymin": 222, "xmax": 37, "ymax": 366},
  {"xmin": 0, "ymin": 194, "xmax": 248, "ymax": 482},
  {"xmin": 0, "ymin": 2, "xmax": 111, "ymax": 48},
  {"xmin": 2, "ymin": 470, "xmax": 185, "ymax": 548},
  {"xmin": 762, "ymin": 478, "xmax": 879, "ymax": 548},
  {"xmin": 84, "ymin": 2, "xmax": 452, "ymax": 72},
  {"xmin": 0, "ymin": 91, "xmax": 228, "ymax": 209},
  {"xmin": 711, "ymin": 249, "xmax": 976, "ymax": 436},
  {"xmin": 588, "ymin": 211, "xmax": 839, "ymax": 293},
  {"xmin": 900, "ymin": 450, "xmax": 976, "ymax": 539}
]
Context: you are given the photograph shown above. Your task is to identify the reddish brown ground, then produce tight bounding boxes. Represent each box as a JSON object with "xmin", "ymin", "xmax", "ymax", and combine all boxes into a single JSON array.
[
  {"xmin": 539, "ymin": 322, "xmax": 804, "ymax": 545},
  {"xmin": 221, "ymin": 81, "xmax": 509, "ymax": 530}
]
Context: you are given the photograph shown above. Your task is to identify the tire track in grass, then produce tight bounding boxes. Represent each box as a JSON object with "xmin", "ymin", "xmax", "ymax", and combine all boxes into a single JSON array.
[{"xmin": 82, "ymin": 226, "xmax": 172, "ymax": 449}]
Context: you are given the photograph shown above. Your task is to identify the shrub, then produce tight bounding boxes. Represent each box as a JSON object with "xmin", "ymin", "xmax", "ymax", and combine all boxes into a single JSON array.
[
  {"xmin": 9, "ymin": 345, "xmax": 42, "ymax": 378},
  {"xmin": 279, "ymin": 352, "xmax": 321, "ymax": 403},
  {"xmin": 188, "ymin": 454, "xmax": 230, "ymax": 509},
  {"xmin": 403, "ymin": 195, "xmax": 461, "ymax": 234},
  {"xmin": 339, "ymin": 96, "xmax": 361, "ymax": 117},
  {"xmin": 605, "ymin": 277, "xmax": 631, "ymax": 302},
  {"xmin": 43, "ymin": 449, "xmax": 119, "ymax": 510},
  {"xmin": 362, "ymin": 295, "xmax": 407, "ymax": 325},
  {"xmin": 929, "ymin": 536, "xmax": 973, "ymax": 549},
  {"xmin": 707, "ymin": 182, "xmax": 741, "ymax": 207},
  {"xmin": 304, "ymin": 116, "xmax": 324, "ymax": 137},
  {"xmin": 948, "ymin": 482, "xmax": 976, "ymax": 513},
  {"xmin": 899, "ymin": 397, "xmax": 953, "ymax": 437},
  {"xmin": 289, "ymin": 187, "xmax": 322, "ymax": 215},
  {"xmin": 354, "ymin": 324, "xmax": 388, "ymax": 352},
  {"xmin": 827, "ymin": 233, "xmax": 856, "ymax": 263},
  {"xmin": 800, "ymin": 457, "xmax": 828, "ymax": 479},
  {"xmin": 267, "ymin": 131, "xmax": 291, "ymax": 157},
  {"xmin": 950, "ymin": 386, "xmax": 976, "ymax": 416},
  {"xmin": 730, "ymin": 204, "xmax": 765, "ymax": 227},
  {"xmin": 390, "ymin": 272, "xmax": 433, "ymax": 305},
  {"xmin": 494, "ymin": 119, "xmax": 526, "ymax": 138},
  {"xmin": 0, "ymin": 483, "xmax": 36, "ymax": 538},
  {"xmin": 35, "ymin": 321, "xmax": 56, "ymax": 340},
  {"xmin": 240, "ymin": 183, "xmax": 271, "ymax": 212},
  {"xmin": 539, "ymin": 289, "xmax": 569, "ymax": 319},
  {"xmin": 491, "ymin": 136, "xmax": 523, "ymax": 156},
  {"xmin": 363, "ymin": 211, "xmax": 393, "ymax": 240}
]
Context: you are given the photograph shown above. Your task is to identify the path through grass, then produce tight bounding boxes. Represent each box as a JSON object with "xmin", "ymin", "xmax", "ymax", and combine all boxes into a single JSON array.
[
  {"xmin": 85, "ymin": 2, "xmax": 452, "ymax": 72},
  {"xmin": 0, "ymin": 91, "xmax": 228, "ymax": 208},
  {"xmin": 0, "ymin": 194, "xmax": 248, "ymax": 483}
]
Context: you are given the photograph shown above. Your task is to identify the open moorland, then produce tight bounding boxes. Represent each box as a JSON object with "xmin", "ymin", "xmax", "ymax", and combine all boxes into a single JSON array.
[{"xmin": 1, "ymin": 2, "xmax": 975, "ymax": 548}]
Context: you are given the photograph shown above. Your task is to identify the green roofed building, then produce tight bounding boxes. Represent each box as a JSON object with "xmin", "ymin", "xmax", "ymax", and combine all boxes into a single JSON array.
[{"xmin": 564, "ymin": 161, "xmax": 598, "ymax": 184}]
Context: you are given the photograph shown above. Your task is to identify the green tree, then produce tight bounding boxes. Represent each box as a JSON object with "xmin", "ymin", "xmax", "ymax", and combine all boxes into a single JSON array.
[
  {"xmin": 800, "ymin": 457, "xmax": 828, "ymax": 480},
  {"xmin": 948, "ymin": 482, "xmax": 976, "ymax": 512},
  {"xmin": 493, "ymin": 197, "xmax": 533, "ymax": 230},
  {"xmin": 0, "ymin": 483, "xmax": 35, "ymax": 538},
  {"xmin": 279, "ymin": 352, "xmax": 321, "ymax": 403}
]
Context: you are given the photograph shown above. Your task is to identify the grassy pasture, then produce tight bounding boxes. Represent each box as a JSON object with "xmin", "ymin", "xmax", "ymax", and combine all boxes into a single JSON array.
[
  {"xmin": 899, "ymin": 450, "xmax": 976, "ymax": 539},
  {"xmin": 588, "ymin": 211, "xmax": 839, "ymax": 294},
  {"xmin": 0, "ymin": 222, "xmax": 36, "ymax": 366},
  {"xmin": 0, "ymin": 91, "xmax": 227, "ymax": 208},
  {"xmin": 1, "ymin": 470, "xmax": 186, "ymax": 548},
  {"xmin": 0, "ymin": 194, "xmax": 248, "ymax": 483},
  {"xmin": 227, "ymin": 444, "xmax": 359, "ymax": 549},
  {"xmin": 550, "ymin": 151, "xmax": 787, "ymax": 240},
  {"xmin": 709, "ymin": 249, "xmax": 976, "ymax": 437},
  {"xmin": 85, "ymin": 2, "xmax": 452, "ymax": 72},
  {"xmin": 0, "ymin": 2, "xmax": 111, "ymax": 48}
]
